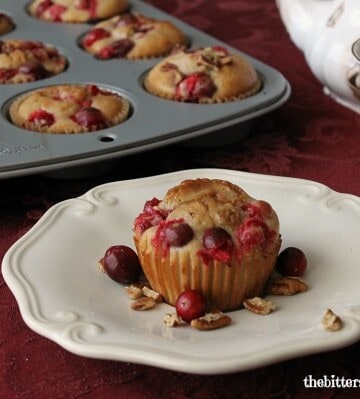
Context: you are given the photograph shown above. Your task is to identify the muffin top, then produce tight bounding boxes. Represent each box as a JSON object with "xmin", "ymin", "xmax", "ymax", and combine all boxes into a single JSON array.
[
  {"xmin": 9, "ymin": 84, "xmax": 130, "ymax": 134},
  {"xmin": 28, "ymin": 0, "xmax": 129, "ymax": 23},
  {"xmin": 0, "ymin": 13, "xmax": 14, "ymax": 35},
  {"xmin": 134, "ymin": 179, "xmax": 279, "ymax": 264},
  {"xmin": 81, "ymin": 12, "xmax": 187, "ymax": 60},
  {"xmin": 0, "ymin": 39, "xmax": 67, "ymax": 84},
  {"xmin": 144, "ymin": 46, "xmax": 262, "ymax": 103}
]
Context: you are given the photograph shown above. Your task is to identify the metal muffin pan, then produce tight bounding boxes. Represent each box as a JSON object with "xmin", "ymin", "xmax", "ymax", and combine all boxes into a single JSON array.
[{"xmin": 0, "ymin": 1, "xmax": 291, "ymax": 179}]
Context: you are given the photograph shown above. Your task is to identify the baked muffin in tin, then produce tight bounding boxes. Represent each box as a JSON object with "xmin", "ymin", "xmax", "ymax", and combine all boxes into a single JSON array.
[
  {"xmin": 0, "ymin": 39, "xmax": 67, "ymax": 84},
  {"xmin": 144, "ymin": 45, "xmax": 262, "ymax": 103},
  {"xmin": 9, "ymin": 84, "xmax": 130, "ymax": 134},
  {"xmin": 81, "ymin": 12, "xmax": 187, "ymax": 60},
  {"xmin": 28, "ymin": 0, "xmax": 129, "ymax": 23}
]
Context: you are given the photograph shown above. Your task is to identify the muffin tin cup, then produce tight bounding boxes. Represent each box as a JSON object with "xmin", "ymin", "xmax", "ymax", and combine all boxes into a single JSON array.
[{"xmin": 0, "ymin": 1, "xmax": 290, "ymax": 179}]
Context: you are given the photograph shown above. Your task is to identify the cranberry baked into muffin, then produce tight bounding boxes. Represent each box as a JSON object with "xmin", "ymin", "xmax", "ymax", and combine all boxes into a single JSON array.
[
  {"xmin": 144, "ymin": 46, "xmax": 262, "ymax": 103},
  {"xmin": 28, "ymin": 0, "xmax": 129, "ymax": 23},
  {"xmin": 0, "ymin": 13, "xmax": 14, "ymax": 35},
  {"xmin": 9, "ymin": 84, "xmax": 130, "ymax": 133},
  {"xmin": 0, "ymin": 39, "xmax": 67, "ymax": 84},
  {"xmin": 133, "ymin": 178, "xmax": 281, "ymax": 311},
  {"xmin": 81, "ymin": 12, "xmax": 187, "ymax": 60}
]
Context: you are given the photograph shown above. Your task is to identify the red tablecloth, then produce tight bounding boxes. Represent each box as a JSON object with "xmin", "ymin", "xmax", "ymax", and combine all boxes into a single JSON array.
[{"xmin": 1, "ymin": 1, "xmax": 360, "ymax": 398}]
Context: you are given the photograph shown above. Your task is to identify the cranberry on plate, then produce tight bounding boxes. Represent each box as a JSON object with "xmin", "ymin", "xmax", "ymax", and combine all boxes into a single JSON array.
[{"xmin": 100, "ymin": 245, "xmax": 142, "ymax": 284}]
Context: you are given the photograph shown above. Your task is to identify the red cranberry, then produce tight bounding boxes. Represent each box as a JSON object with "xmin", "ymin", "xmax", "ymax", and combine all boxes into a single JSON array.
[
  {"xmin": 28, "ymin": 109, "xmax": 55, "ymax": 127},
  {"xmin": 115, "ymin": 14, "xmax": 138, "ymax": 26},
  {"xmin": 83, "ymin": 28, "xmax": 110, "ymax": 47},
  {"xmin": 163, "ymin": 222, "xmax": 194, "ymax": 247},
  {"xmin": 134, "ymin": 198, "xmax": 165, "ymax": 235},
  {"xmin": 237, "ymin": 219, "xmax": 266, "ymax": 248},
  {"xmin": 101, "ymin": 245, "xmax": 142, "ymax": 284},
  {"xmin": 143, "ymin": 197, "xmax": 161, "ymax": 212},
  {"xmin": 211, "ymin": 45, "xmax": 229, "ymax": 55},
  {"xmin": 175, "ymin": 289, "xmax": 206, "ymax": 323},
  {"xmin": 74, "ymin": 107, "xmax": 107, "ymax": 129},
  {"xmin": 243, "ymin": 200, "xmax": 273, "ymax": 220},
  {"xmin": 203, "ymin": 227, "xmax": 233, "ymax": 251},
  {"xmin": 198, "ymin": 227, "xmax": 234, "ymax": 264},
  {"xmin": 0, "ymin": 69, "xmax": 16, "ymax": 82},
  {"xmin": 18, "ymin": 61, "xmax": 49, "ymax": 79},
  {"xmin": 153, "ymin": 220, "xmax": 194, "ymax": 254},
  {"xmin": 35, "ymin": 0, "xmax": 52, "ymax": 16},
  {"xmin": 76, "ymin": 0, "xmax": 95, "ymax": 11},
  {"xmin": 276, "ymin": 247, "xmax": 307, "ymax": 277},
  {"xmin": 97, "ymin": 39, "xmax": 134, "ymax": 59},
  {"xmin": 46, "ymin": 4, "xmax": 67, "ymax": 21},
  {"xmin": 176, "ymin": 72, "xmax": 216, "ymax": 101},
  {"xmin": 88, "ymin": 84, "xmax": 101, "ymax": 96}
]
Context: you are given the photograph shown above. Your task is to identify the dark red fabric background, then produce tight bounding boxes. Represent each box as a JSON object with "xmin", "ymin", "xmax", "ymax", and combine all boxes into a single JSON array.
[{"xmin": 1, "ymin": 1, "xmax": 360, "ymax": 398}]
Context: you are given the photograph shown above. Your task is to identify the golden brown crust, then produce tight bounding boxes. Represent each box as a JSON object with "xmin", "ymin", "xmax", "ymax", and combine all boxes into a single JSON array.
[
  {"xmin": 144, "ymin": 46, "xmax": 261, "ymax": 103},
  {"xmin": 9, "ymin": 84, "xmax": 130, "ymax": 134},
  {"xmin": 134, "ymin": 178, "xmax": 281, "ymax": 311},
  {"xmin": 28, "ymin": 0, "xmax": 129, "ymax": 23},
  {"xmin": 82, "ymin": 13, "xmax": 187, "ymax": 60}
]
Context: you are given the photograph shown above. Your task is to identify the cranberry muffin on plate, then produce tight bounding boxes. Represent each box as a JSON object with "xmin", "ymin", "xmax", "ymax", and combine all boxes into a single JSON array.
[
  {"xmin": 81, "ymin": 12, "xmax": 187, "ymax": 60},
  {"xmin": 133, "ymin": 178, "xmax": 281, "ymax": 311},
  {"xmin": 28, "ymin": 0, "xmax": 129, "ymax": 23},
  {"xmin": 144, "ymin": 45, "xmax": 262, "ymax": 103},
  {"xmin": 9, "ymin": 84, "xmax": 130, "ymax": 133},
  {"xmin": 0, "ymin": 39, "xmax": 67, "ymax": 84}
]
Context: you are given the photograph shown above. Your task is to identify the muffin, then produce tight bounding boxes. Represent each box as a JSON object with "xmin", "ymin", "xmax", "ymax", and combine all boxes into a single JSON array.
[
  {"xmin": 0, "ymin": 13, "xmax": 14, "ymax": 35},
  {"xmin": 0, "ymin": 39, "xmax": 67, "ymax": 84},
  {"xmin": 28, "ymin": 0, "xmax": 129, "ymax": 23},
  {"xmin": 133, "ymin": 178, "xmax": 281, "ymax": 311},
  {"xmin": 9, "ymin": 84, "xmax": 130, "ymax": 134},
  {"xmin": 81, "ymin": 12, "xmax": 187, "ymax": 60},
  {"xmin": 144, "ymin": 45, "xmax": 262, "ymax": 103}
]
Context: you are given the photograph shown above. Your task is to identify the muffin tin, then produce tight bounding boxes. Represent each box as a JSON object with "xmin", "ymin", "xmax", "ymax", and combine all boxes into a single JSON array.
[{"xmin": 0, "ymin": 1, "xmax": 290, "ymax": 179}]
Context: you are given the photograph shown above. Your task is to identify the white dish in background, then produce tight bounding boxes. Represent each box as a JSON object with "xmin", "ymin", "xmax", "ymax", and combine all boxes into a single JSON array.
[
  {"xmin": 276, "ymin": 0, "xmax": 360, "ymax": 114},
  {"xmin": 2, "ymin": 168, "xmax": 360, "ymax": 375}
]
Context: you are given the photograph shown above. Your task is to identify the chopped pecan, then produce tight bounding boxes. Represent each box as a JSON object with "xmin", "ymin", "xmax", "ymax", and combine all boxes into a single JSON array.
[
  {"xmin": 243, "ymin": 297, "xmax": 276, "ymax": 315},
  {"xmin": 265, "ymin": 276, "xmax": 308, "ymax": 296},
  {"xmin": 190, "ymin": 311, "xmax": 232, "ymax": 331},
  {"xmin": 125, "ymin": 284, "xmax": 144, "ymax": 300},
  {"xmin": 321, "ymin": 309, "xmax": 342, "ymax": 332},
  {"xmin": 142, "ymin": 286, "xmax": 163, "ymax": 303},
  {"xmin": 163, "ymin": 313, "xmax": 182, "ymax": 327},
  {"xmin": 97, "ymin": 258, "xmax": 105, "ymax": 273},
  {"xmin": 131, "ymin": 296, "xmax": 156, "ymax": 311}
]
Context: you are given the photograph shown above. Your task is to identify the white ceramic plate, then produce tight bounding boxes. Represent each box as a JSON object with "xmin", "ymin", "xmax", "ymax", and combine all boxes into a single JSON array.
[{"xmin": 2, "ymin": 169, "xmax": 360, "ymax": 374}]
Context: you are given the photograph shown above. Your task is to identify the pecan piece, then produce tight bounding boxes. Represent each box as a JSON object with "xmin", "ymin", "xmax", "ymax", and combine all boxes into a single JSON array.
[
  {"xmin": 131, "ymin": 296, "xmax": 156, "ymax": 311},
  {"xmin": 125, "ymin": 284, "xmax": 144, "ymax": 300},
  {"xmin": 142, "ymin": 286, "xmax": 163, "ymax": 303},
  {"xmin": 97, "ymin": 259, "xmax": 105, "ymax": 273},
  {"xmin": 321, "ymin": 308, "xmax": 342, "ymax": 332},
  {"xmin": 163, "ymin": 313, "xmax": 182, "ymax": 327},
  {"xmin": 190, "ymin": 311, "xmax": 232, "ymax": 331},
  {"xmin": 243, "ymin": 297, "xmax": 276, "ymax": 315},
  {"xmin": 265, "ymin": 276, "xmax": 308, "ymax": 296}
]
